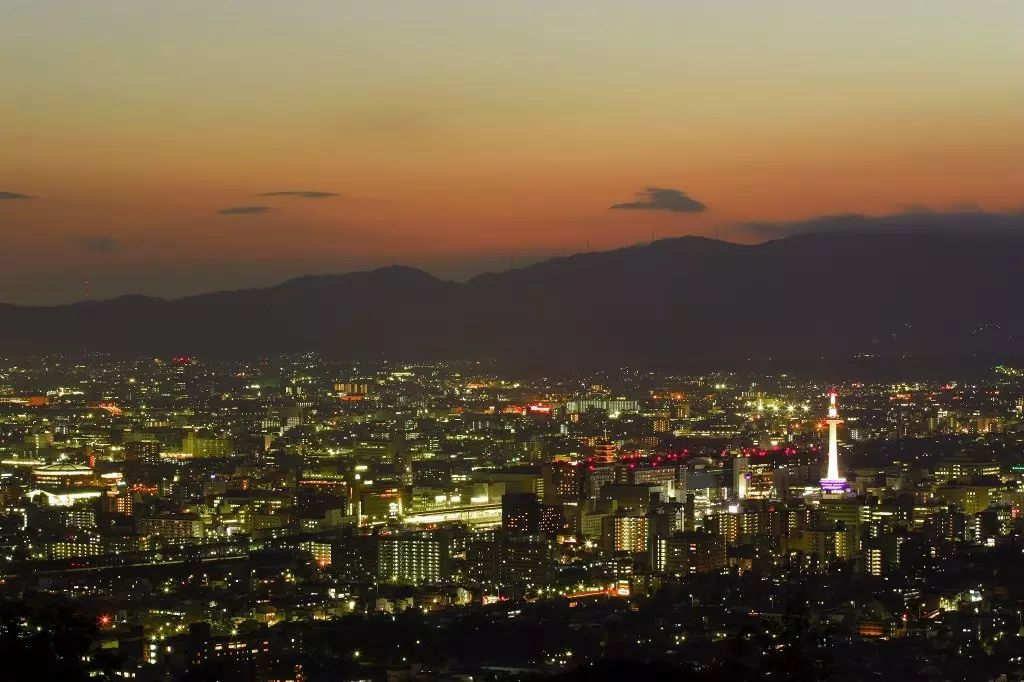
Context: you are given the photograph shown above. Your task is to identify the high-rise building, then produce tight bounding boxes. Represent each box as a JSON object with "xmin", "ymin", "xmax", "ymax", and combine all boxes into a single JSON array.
[
  {"xmin": 501, "ymin": 492, "xmax": 561, "ymax": 535},
  {"xmin": 300, "ymin": 540, "xmax": 332, "ymax": 567},
  {"xmin": 124, "ymin": 440, "xmax": 162, "ymax": 464},
  {"xmin": 584, "ymin": 465, "xmax": 619, "ymax": 500},
  {"xmin": 631, "ymin": 464, "xmax": 678, "ymax": 494},
  {"xmin": 63, "ymin": 508, "xmax": 96, "ymax": 529},
  {"xmin": 603, "ymin": 514, "xmax": 649, "ymax": 554},
  {"xmin": 331, "ymin": 533, "xmax": 379, "ymax": 583},
  {"xmin": 502, "ymin": 492, "xmax": 541, "ymax": 533},
  {"xmin": 412, "ymin": 459, "xmax": 453, "ymax": 486},
  {"xmin": 600, "ymin": 483, "xmax": 662, "ymax": 514},
  {"xmin": 102, "ymin": 489, "xmax": 134, "ymax": 515},
  {"xmin": 542, "ymin": 462, "xmax": 582, "ymax": 505},
  {"xmin": 863, "ymin": 534, "xmax": 906, "ymax": 576},
  {"xmin": 730, "ymin": 456, "xmax": 750, "ymax": 499},
  {"xmin": 473, "ymin": 467, "xmax": 544, "ymax": 498},
  {"xmin": 182, "ymin": 431, "xmax": 233, "ymax": 459},
  {"xmin": 378, "ymin": 531, "xmax": 451, "ymax": 585},
  {"xmin": 653, "ymin": 532, "xmax": 726, "ymax": 575},
  {"xmin": 799, "ymin": 524, "xmax": 856, "ymax": 569},
  {"xmin": 706, "ymin": 508, "xmax": 741, "ymax": 546},
  {"xmin": 138, "ymin": 513, "xmax": 205, "ymax": 540},
  {"xmin": 465, "ymin": 531, "xmax": 552, "ymax": 591}
]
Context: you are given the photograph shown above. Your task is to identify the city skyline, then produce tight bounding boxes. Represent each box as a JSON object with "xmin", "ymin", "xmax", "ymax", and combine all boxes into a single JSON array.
[
  {"xmin": 2, "ymin": 355, "xmax": 1024, "ymax": 679},
  {"xmin": 3, "ymin": 1, "xmax": 1023, "ymax": 303},
  {"xmin": 2, "ymin": 4, "xmax": 1023, "ymax": 679}
]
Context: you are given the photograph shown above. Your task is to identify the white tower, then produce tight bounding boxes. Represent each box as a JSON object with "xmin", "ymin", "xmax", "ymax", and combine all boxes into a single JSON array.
[{"xmin": 820, "ymin": 389, "xmax": 847, "ymax": 492}]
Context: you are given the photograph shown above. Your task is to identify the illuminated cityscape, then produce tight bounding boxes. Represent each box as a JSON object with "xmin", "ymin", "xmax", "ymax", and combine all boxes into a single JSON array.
[
  {"xmin": 0, "ymin": 357, "xmax": 1023, "ymax": 678},
  {"xmin": 2, "ymin": 1, "xmax": 1022, "ymax": 680}
]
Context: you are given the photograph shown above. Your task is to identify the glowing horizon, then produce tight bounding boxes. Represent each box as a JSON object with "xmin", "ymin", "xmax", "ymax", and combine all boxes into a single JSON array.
[{"xmin": 2, "ymin": 1, "xmax": 1022, "ymax": 304}]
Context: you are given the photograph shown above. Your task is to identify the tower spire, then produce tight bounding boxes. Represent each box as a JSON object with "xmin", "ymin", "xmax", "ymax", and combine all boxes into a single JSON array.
[{"xmin": 820, "ymin": 388, "xmax": 847, "ymax": 493}]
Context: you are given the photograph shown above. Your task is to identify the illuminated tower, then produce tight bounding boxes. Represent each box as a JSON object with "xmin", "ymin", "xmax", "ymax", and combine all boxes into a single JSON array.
[{"xmin": 820, "ymin": 389, "xmax": 847, "ymax": 492}]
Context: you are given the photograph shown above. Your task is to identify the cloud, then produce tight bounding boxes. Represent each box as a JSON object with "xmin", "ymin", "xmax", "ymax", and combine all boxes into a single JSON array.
[
  {"xmin": 610, "ymin": 187, "xmax": 706, "ymax": 213},
  {"xmin": 258, "ymin": 191, "xmax": 339, "ymax": 199},
  {"xmin": 219, "ymin": 206, "xmax": 272, "ymax": 215},
  {"xmin": 740, "ymin": 210, "xmax": 1024, "ymax": 240},
  {"xmin": 74, "ymin": 236, "xmax": 119, "ymax": 253},
  {"xmin": 0, "ymin": 191, "xmax": 33, "ymax": 200}
]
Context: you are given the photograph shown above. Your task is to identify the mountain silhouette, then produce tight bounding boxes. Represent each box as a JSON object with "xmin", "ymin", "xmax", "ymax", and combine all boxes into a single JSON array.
[{"xmin": 2, "ymin": 232, "xmax": 1022, "ymax": 370}]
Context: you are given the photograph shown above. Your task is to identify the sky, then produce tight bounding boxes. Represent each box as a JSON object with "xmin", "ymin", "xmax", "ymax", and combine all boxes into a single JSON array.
[{"xmin": 2, "ymin": 0, "xmax": 1022, "ymax": 304}]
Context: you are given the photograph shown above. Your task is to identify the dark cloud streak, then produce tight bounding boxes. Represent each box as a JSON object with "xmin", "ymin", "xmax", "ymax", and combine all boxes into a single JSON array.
[
  {"xmin": 0, "ymin": 191, "xmax": 33, "ymax": 200},
  {"xmin": 611, "ymin": 187, "xmax": 706, "ymax": 213},
  {"xmin": 219, "ymin": 206, "xmax": 272, "ymax": 215}
]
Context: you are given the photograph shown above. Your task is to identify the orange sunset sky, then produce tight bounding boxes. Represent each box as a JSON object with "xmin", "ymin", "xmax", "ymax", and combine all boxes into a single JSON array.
[{"xmin": 2, "ymin": 1, "xmax": 1022, "ymax": 304}]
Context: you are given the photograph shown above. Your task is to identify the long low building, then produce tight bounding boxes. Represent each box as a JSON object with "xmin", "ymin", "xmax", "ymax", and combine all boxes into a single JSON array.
[
  {"xmin": 26, "ymin": 487, "xmax": 104, "ymax": 507},
  {"xmin": 402, "ymin": 503, "xmax": 502, "ymax": 527}
]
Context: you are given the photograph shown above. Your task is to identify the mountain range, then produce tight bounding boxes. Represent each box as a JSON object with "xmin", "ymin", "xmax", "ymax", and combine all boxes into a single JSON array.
[{"xmin": 2, "ymin": 231, "xmax": 1022, "ymax": 371}]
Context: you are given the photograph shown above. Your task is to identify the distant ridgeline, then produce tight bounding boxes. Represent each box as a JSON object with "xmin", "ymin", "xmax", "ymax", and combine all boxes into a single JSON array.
[{"xmin": 1, "ymin": 231, "xmax": 1022, "ymax": 370}]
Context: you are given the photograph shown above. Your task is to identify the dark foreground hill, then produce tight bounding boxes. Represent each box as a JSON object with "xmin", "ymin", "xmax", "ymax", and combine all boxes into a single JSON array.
[{"xmin": 2, "ymin": 231, "xmax": 1022, "ymax": 371}]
